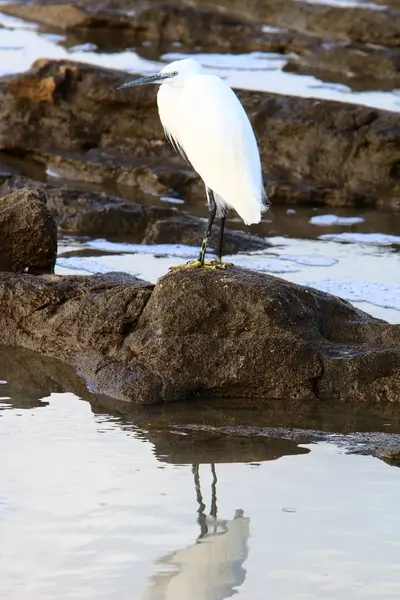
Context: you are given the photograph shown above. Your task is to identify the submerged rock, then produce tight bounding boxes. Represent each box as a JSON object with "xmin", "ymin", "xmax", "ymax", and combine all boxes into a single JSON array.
[
  {"xmin": 0, "ymin": 188, "xmax": 57, "ymax": 274},
  {"xmin": 0, "ymin": 268, "xmax": 398, "ymax": 406},
  {"xmin": 0, "ymin": 60, "xmax": 399, "ymax": 210}
]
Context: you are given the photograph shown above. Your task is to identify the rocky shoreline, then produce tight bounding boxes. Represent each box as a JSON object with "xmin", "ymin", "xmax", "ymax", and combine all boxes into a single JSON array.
[
  {"xmin": 1, "ymin": 58, "xmax": 399, "ymax": 211},
  {"xmin": 0, "ymin": 0, "xmax": 399, "ymax": 418},
  {"xmin": 1, "ymin": 0, "xmax": 400, "ymax": 83},
  {"xmin": 0, "ymin": 187, "xmax": 399, "ymax": 408}
]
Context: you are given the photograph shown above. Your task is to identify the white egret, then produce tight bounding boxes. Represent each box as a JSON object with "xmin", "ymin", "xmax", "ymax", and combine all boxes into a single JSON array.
[{"xmin": 118, "ymin": 58, "xmax": 270, "ymax": 267}]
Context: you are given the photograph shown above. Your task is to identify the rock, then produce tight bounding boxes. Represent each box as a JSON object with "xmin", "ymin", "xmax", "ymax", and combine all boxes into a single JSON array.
[
  {"xmin": 1, "ymin": 346, "xmax": 399, "ymax": 465},
  {"xmin": 0, "ymin": 188, "xmax": 57, "ymax": 274},
  {"xmin": 0, "ymin": 344, "xmax": 91, "ymax": 407},
  {"xmin": 0, "ymin": 175, "xmax": 269, "ymax": 251},
  {"xmin": 142, "ymin": 215, "xmax": 269, "ymax": 254},
  {"xmin": 288, "ymin": 44, "xmax": 400, "ymax": 87},
  {"xmin": 1, "ymin": 0, "xmax": 399, "ymax": 55},
  {"xmin": 0, "ymin": 60, "xmax": 399, "ymax": 210},
  {"xmin": 0, "ymin": 268, "xmax": 399, "ymax": 406}
]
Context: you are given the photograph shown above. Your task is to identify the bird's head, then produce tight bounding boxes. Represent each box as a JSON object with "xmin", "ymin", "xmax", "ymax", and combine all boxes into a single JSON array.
[{"xmin": 117, "ymin": 58, "xmax": 202, "ymax": 91}]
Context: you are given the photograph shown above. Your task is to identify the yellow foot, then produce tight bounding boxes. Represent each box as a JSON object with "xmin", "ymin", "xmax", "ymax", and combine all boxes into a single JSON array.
[
  {"xmin": 169, "ymin": 259, "xmax": 233, "ymax": 271},
  {"xmin": 212, "ymin": 259, "xmax": 234, "ymax": 269}
]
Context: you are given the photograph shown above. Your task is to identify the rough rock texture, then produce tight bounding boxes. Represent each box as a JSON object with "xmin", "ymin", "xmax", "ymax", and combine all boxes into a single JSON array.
[
  {"xmin": 0, "ymin": 60, "xmax": 399, "ymax": 209},
  {"xmin": 0, "ymin": 268, "xmax": 399, "ymax": 406},
  {"xmin": 0, "ymin": 188, "xmax": 57, "ymax": 273},
  {"xmin": 1, "ymin": 345, "xmax": 399, "ymax": 464},
  {"xmin": 0, "ymin": 175, "xmax": 269, "ymax": 252}
]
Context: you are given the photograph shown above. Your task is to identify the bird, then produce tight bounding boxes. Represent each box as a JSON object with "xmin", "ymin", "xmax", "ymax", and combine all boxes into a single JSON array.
[{"xmin": 118, "ymin": 58, "xmax": 269, "ymax": 268}]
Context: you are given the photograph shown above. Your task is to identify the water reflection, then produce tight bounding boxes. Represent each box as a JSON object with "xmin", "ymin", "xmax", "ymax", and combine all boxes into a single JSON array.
[
  {"xmin": 143, "ymin": 463, "xmax": 250, "ymax": 600},
  {"xmin": 1, "ymin": 347, "xmax": 400, "ymax": 598}
]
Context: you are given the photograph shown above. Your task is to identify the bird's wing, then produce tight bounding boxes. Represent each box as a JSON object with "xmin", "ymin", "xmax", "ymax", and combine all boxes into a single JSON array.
[
  {"xmin": 157, "ymin": 85, "xmax": 191, "ymax": 165},
  {"xmin": 164, "ymin": 128, "xmax": 191, "ymax": 165},
  {"xmin": 175, "ymin": 75, "xmax": 265, "ymax": 224}
]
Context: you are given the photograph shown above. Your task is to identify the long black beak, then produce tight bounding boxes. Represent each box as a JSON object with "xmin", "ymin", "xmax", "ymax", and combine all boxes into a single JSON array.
[{"xmin": 117, "ymin": 72, "xmax": 169, "ymax": 90}]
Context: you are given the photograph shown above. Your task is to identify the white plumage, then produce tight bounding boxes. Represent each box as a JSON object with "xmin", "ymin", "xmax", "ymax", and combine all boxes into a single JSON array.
[
  {"xmin": 157, "ymin": 59, "xmax": 266, "ymax": 225},
  {"xmin": 119, "ymin": 58, "xmax": 269, "ymax": 265}
]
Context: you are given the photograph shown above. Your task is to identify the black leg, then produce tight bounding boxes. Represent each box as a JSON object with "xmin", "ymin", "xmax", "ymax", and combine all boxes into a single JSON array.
[
  {"xmin": 217, "ymin": 210, "xmax": 226, "ymax": 263},
  {"xmin": 198, "ymin": 188, "xmax": 217, "ymax": 265}
]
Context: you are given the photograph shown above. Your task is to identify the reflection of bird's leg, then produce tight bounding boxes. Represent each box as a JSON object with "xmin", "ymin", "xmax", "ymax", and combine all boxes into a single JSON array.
[
  {"xmin": 210, "ymin": 463, "xmax": 218, "ymax": 519},
  {"xmin": 209, "ymin": 463, "xmax": 218, "ymax": 533},
  {"xmin": 192, "ymin": 464, "xmax": 208, "ymax": 539}
]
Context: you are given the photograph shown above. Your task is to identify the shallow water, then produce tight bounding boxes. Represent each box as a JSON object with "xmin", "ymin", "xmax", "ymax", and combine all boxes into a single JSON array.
[
  {"xmin": 57, "ymin": 210, "xmax": 400, "ymax": 323},
  {"xmin": 1, "ymin": 11, "xmax": 400, "ymax": 111},
  {"xmin": 1, "ymin": 387, "xmax": 400, "ymax": 600}
]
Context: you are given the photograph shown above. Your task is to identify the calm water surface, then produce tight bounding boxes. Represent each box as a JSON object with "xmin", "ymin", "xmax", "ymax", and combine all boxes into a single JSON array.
[{"xmin": 1, "ymin": 389, "xmax": 400, "ymax": 600}]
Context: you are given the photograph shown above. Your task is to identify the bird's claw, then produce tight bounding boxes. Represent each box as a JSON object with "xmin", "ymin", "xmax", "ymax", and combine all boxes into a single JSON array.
[
  {"xmin": 214, "ymin": 259, "xmax": 233, "ymax": 268},
  {"xmin": 169, "ymin": 259, "xmax": 233, "ymax": 270}
]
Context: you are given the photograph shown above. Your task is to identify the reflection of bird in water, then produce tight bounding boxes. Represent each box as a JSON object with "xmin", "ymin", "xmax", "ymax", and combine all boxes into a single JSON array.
[{"xmin": 143, "ymin": 464, "xmax": 250, "ymax": 600}]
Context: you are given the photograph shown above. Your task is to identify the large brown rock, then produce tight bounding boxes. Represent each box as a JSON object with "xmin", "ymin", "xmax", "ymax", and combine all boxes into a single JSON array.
[
  {"xmin": 0, "ymin": 268, "xmax": 398, "ymax": 407},
  {"xmin": 0, "ymin": 60, "xmax": 399, "ymax": 209},
  {"xmin": 0, "ymin": 188, "xmax": 57, "ymax": 274}
]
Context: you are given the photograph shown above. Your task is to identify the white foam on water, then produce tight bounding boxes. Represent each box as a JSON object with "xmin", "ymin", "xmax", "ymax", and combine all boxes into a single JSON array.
[
  {"xmin": 164, "ymin": 51, "xmax": 287, "ymax": 71},
  {"xmin": 160, "ymin": 196, "xmax": 186, "ymax": 205},
  {"xmin": 86, "ymin": 240, "xmax": 207, "ymax": 258},
  {"xmin": 45, "ymin": 167, "xmax": 63, "ymax": 179},
  {"xmin": 56, "ymin": 257, "xmax": 123, "ymax": 274},
  {"xmin": 300, "ymin": 278, "xmax": 400, "ymax": 311},
  {"xmin": 261, "ymin": 25, "xmax": 287, "ymax": 34},
  {"xmin": 69, "ymin": 43, "xmax": 98, "ymax": 53},
  {"xmin": 225, "ymin": 255, "xmax": 300, "ymax": 273},
  {"xmin": 278, "ymin": 253, "xmax": 338, "ymax": 267},
  {"xmin": 294, "ymin": 0, "xmax": 386, "ymax": 9},
  {"xmin": 319, "ymin": 232, "xmax": 400, "ymax": 245},
  {"xmin": 310, "ymin": 214, "xmax": 365, "ymax": 226}
]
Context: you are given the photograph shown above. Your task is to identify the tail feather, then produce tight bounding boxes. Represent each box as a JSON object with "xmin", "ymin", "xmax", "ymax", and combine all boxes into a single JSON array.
[{"xmin": 215, "ymin": 185, "xmax": 270, "ymax": 225}]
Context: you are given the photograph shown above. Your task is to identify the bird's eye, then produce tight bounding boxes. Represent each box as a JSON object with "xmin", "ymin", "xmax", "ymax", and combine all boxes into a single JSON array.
[{"xmin": 172, "ymin": 71, "xmax": 178, "ymax": 76}]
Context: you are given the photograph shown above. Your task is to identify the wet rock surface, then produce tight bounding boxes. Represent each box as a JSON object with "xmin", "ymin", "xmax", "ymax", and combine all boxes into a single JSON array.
[
  {"xmin": 0, "ymin": 267, "xmax": 399, "ymax": 406},
  {"xmin": 1, "ymin": 0, "xmax": 400, "ymax": 86},
  {"xmin": 0, "ymin": 175, "xmax": 268, "ymax": 251},
  {"xmin": 0, "ymin": 59, "xmax": 399, "ymax": 210},
  {"xmin": 0, "ymin": 188, "xmax": 57, "ymax": 273},
  {"xmin": 2, "ymin": 344, "xmax": 399, "ymax": 465}
]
